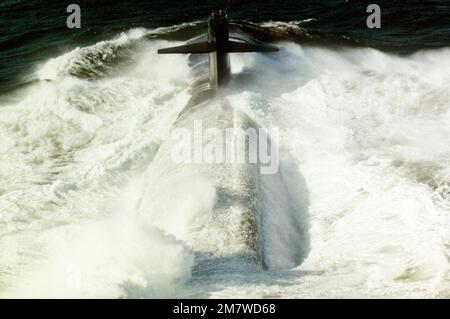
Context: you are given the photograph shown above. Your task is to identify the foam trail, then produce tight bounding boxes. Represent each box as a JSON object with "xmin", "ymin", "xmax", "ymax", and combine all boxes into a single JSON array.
[
  {"xmin": 224, "ymin": 45, "xmax": 450, "ymax": 298},
  {"xmin": 0, "ymin": 24, "xmax": 449, "ymax": 298},
  {"xmin": 0, "ymin": 29, "xmax": 195, "ymax": 298}
]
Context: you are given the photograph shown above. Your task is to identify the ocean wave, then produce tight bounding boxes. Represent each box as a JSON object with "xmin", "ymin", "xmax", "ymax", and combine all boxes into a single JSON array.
[{"xmin": 0, "ymin": 26, "xmax": 449, "ymax": 298}]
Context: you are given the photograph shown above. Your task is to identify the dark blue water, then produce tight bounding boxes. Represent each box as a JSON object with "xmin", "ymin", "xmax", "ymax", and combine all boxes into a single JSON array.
[{"xmin": 1, "ymin": 0, "xmax": 449, "ymax": 95}]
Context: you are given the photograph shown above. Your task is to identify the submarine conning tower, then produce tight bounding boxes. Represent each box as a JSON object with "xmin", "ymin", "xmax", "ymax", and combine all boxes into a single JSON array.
[
  {"xmin": 157, "ymin": 10, "xmax": 279, "ymax": 94},
  {"xmin": 207, "ymin": 10, "xmax": 231, "ymax": 89}
]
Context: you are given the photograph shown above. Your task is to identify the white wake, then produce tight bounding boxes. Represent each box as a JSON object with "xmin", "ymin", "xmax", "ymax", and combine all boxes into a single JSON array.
[{"xmin": 0, "ymin": 27, "xmax": 449, "ymax": 298}]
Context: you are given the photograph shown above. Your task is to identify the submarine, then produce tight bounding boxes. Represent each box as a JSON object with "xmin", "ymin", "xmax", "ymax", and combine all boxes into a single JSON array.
[{"xmin": 136, "ymin": 7, "xmax": 308, "ymax": 271}]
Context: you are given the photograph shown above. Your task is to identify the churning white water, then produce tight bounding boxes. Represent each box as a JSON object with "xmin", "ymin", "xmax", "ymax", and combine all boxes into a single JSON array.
[{"xmin": 0, "ymin": 26, "xmax": 449, "ymax": 298}]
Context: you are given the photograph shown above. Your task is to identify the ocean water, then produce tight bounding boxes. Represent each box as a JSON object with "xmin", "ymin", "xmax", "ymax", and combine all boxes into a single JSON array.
[{"xmin": 0, "ymin": 1, "xmax": 449, "ymax": 298}]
